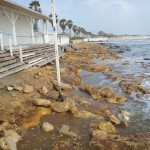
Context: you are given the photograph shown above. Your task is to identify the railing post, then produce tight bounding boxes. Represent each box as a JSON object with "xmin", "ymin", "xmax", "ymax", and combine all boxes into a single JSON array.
[
  {"xmin": 19, "ymin": 46, "xmax": 23, "ymax": 63},
  {"xmin": 9, "ymin": 38, "xmax": 13, "ymax": 57},
  {"xmin": 0, "ymin": 33, "xmax": 4, "ymax": 51}
]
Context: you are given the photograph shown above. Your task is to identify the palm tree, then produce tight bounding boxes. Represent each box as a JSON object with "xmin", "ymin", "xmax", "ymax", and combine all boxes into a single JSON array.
[
  {"xmin": 67, "ymin": 20, "xmax": 73, "ymax": 37},
  {"xmin": 59, "ymin": 19, "xmax": 67, "ymax": 33},
  {"xmin": 29, "ymin": 1, "xmax": 42, "ymax": 32},
  {"xmin": 49, "ymin": 14, "xmax": 58, "ymax": 27},
  {"xmin": 72, "ymin": 25, "xmax": 78, "ymax": 36}
]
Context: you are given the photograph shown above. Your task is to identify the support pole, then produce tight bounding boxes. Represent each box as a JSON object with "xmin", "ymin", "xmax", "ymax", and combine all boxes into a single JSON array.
[
  {"xmin": 51, "ymin": 0, "xmax": 61, "ymax": 88},
  {"xmin": 0, "ymin": 33, "xmax": 4, "ymax": 51},
  {"xmin": 26, "ymin": 16, "xmax": 35, "ymax": 45},
  {"xmin": 19, "ymin": 46, "xmax": 23, "ymax": 63},
  {"xmin": 9, "ymin": 38, "xmax": 13, "ymax": 56}
]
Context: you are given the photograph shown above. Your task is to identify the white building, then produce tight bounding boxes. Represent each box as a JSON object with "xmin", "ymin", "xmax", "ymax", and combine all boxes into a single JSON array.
[
  {"xmin": 0, "ymin": 0, "xmax": 69, "ymax": 49},
  {"xmin": 0, "ymin": 0, "xmax": 71, "ymax": 78}
]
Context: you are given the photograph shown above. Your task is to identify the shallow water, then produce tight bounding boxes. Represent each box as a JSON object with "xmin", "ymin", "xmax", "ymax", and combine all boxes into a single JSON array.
[{"xmin": 82, "ymin": 38, "xmax": 150, "ymax": 134}]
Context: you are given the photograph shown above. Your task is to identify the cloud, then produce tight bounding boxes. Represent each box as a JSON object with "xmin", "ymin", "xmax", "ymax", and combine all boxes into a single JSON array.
[{"xmin": 82, "ymin": 0, "xmax": 133, "ymax": 13}]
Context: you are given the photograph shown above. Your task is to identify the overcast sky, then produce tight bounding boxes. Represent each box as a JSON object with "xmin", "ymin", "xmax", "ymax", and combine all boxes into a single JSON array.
[{"xmin": 13, "ymin": 0, "xmax": 150, "ymax": 35}]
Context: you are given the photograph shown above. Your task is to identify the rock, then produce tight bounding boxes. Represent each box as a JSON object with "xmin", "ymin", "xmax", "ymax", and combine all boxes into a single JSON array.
[
  {"xmin": 53, "ymin": 141, "xmax": 71, "ymax": 150},
  {"xmin": 4, "ymin": 130, "xmax": 21, "ymax": 143},
  {"xmin": 104, "ymin": 110, "xmax": 121, "ymax": 125},
  {"xmin": 120, "ymin": 120, "xmax": 128, "ymax": 127},
  {"xmin": 122, "ymin": 62, "xmax": 131, "ymax": 65},
  {"xmin": 0, "ymin": 122, "xmax": 13, "ymax": 132},
  {"xmin": 73, "ymin": 110, "xmax": 103, "ymax": 120},
  {"xmin": 50, "ymin": 98, "xmax": 75, "ymax": 113},
  {"xmin": 70, "ymin": 106, "xmax": 79, "ymax": 115},
  {"xmin": 61, "ymin": 82, "xmax": 73, "ymax": 91},
  {"xmin": 22, "ymin": 85, "xmax": 33, "ymax": 93},
  {"xmin": 91, "ymin": 122, "xmax": 116, "ymax": 133},
  {"xmin": 118, "ymin": 80, "xmax": 150, "ymax": 95},
  {"xmin": 37, "ymin": 72, "xmax": 44, "ymax": 77},
  {"xmin": 7, "ymin": 86, "xmax": 13, "ymax": 91},
  {"xmin": 46, "ymin": 66, "xmax": 53, "ymax": 70},
  {"xmin": 59, "ymin": 125, "xmax": 77, "ymax": 137},
  {"xmin": 0, "ymin": 130, "xmax": 21, "ymax": 150},
  {"xmin": 33, "ymin": 99, "xmax": 51, "ymax": 107},
  {"xmin": 42, "ymin": 122, "xmax": 54, "ymax": 132},
  {"xmin": 92, "ymin": 130, "xmax": 107, "ymax": 139},
  {"xmin": 10, "ymin": 101, "xmax": 22, "ymax": 108},
  {"xmin": 33, "ymin": 74, "xmax": 40, "ymax": 79},
  {"xmin": 0, "ymin": 138, "xmax": 12, "ymax": 150},
  {"xmin": 39, "ymin": 86, "xmax": 48, "ymax": 95},
  {"xmin": 13, "ymin": 85, "xmax": 23, "ymax": 92},
  {"xmin": 80, "ymin": 85, "xmax": 127, "ymax": 103},
  {"xmin": 78, "ymin": 99, "xmax": 90, "ymax": 105},
  {"xmin": 120, "ymin": 110, "xmax": 131, "ymax": 116}
]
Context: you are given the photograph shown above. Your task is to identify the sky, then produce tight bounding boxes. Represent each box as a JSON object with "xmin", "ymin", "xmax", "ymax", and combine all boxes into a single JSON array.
[{"xmin": 12, "ymin": 0, "xmax": 150, "ymax": 35}]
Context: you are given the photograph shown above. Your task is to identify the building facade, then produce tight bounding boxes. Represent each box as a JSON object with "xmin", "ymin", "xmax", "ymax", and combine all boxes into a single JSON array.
[{"xmin": 0, "ymin": 0, "xmax": 69, "ymax": 49}]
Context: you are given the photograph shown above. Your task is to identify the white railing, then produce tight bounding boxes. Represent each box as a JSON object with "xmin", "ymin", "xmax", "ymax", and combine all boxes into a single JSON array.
[{"xmin": 0, "ymin": 32, "xmax": 70, "ymax": 51}]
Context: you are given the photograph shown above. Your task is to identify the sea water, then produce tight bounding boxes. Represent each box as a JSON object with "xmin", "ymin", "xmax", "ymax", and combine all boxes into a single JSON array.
[{"xmin": 82, "ymin": 38, "xmax": 150, "ymax": 134}]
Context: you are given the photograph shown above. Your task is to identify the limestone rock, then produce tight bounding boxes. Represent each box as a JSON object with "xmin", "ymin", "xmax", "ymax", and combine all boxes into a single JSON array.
[
  {"xmin": 22, "ymin": 85, "xmax": 33, "ymax": 93},
  {"xmin": 104, "ymin": 110, "xmax": 121, "ymax": 125},
  {"xmin": 50, "ymin": 98, "xmax": 75, "ymax": 113},
  {"xmin": 0, "ymin": 122, "xmax": 13, "ymax": 132},
  {"xmin": 46, "ymin": 66, "xmax": 53, "ymax": 70},
  {"xmin": 80, "ymin": 85, "xmax": 127, "ymax": 103},
  {"xmin": 78, "ymin": 99, "xmax": 90, "ymax": 105},
  {"xmin": 70, "ymin": 106, "xmax": 79, "ymax": 115},
  {"xmin": 92, "ymin": 130, "xmax": 107, "ymax": 139},
  {"xmin": 91, "ymin": 122, "xmax": 116, "ymax": 133},
  {"xmin": 7, "ymin": 86, "xmax": 13, "ymax": 91},
  {"xmin": 13, "ymin": 85, "xmax": 23, "ymax": 92},
  {"xmin": 0, "ymin": 130, "xmax": 21, "ymax": 150},
  {"xmin": 73, "ymin": 110, "xmax": 103, "ymax": 120},
  {"xmin": 59, "ymin": 125, "xmax": 77, "ymax": 137},
  {"xmin": 4, "ymin": 130, "xmax": 21, "ymax": 143},
  {"xmin": 37, "ymin": 72, "xmax": 44, "ymax": 77},
  {"xmin": 39, "ymin": 86, "xmax": 48, "ymax": 95},
  {"xmin": 61, "ymin": 82, "xmax": 73, "ymax": 91},
  {"xmin": 33, "ymin": 99, "xmax": 51, "ymax": 107},
  {"xmin": 42, "ymin": 122, "xmax": 54, "ymax": 132}
]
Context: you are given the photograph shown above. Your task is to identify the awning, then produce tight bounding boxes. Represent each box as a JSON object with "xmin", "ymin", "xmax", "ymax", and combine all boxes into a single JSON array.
[{"xmin": 0, "ymin": 0, "xmax": 51, "ymax": 20}]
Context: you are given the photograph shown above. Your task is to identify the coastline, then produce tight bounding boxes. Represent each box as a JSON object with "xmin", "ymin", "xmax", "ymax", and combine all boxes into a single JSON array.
[{"xmin": 0, "ymin": 42, "xmax": 150, "ymax": 149}]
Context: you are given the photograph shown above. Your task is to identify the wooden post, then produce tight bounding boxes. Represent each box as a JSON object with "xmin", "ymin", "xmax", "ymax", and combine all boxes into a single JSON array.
[
  {"xmin": 9, "ymin": 38, "xmax": 13, "ymax": 56},
  {"xmin": 0, "ymin": 33, "xmax": 4, "ymax": 51},
  {"xmin": 51, "ymin": 0, "xmax": 61, "ymax": 88},
  {"xmin": 19, "ymin": 46, "xmax": 23, "ymax": 63}
]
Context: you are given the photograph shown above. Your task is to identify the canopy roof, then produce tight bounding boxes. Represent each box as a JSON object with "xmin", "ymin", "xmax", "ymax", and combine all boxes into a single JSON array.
[{"xmin": 0, "ymin": 0, "xmax": 50, "ymax": 20}]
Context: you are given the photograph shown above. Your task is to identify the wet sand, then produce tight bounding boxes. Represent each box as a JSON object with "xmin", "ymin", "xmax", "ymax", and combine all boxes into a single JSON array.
[{"xmin": 0, "ymin": 42, "xmax": 150, "ymax": 150}]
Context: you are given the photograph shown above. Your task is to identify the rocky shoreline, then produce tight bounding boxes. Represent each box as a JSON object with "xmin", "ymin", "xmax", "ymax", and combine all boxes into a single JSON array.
[{"xmin": 0, "ymin": 42, "xmax": 150, "ymax": 150}]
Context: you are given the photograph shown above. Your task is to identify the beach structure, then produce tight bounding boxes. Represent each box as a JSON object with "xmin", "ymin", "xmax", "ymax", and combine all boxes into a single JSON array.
[
  {"xmin": 88, "ymin": 37, "xmax": 108, "ymax": 42},
  {"xmin": 0, "ymin": 0, "xmax": 70, "ymax": 78}
]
